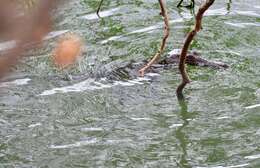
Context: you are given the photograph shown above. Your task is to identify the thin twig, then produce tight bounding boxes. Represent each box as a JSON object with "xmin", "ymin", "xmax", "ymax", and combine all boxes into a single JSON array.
[
  {"xmin": 139, "ymin": 0, "xmax": 170, "ymax": 76},
  {"xmin": 96, "ymin": 0, "xmax": 104, "ymax": 18},
  {"xmin": 176, "ymin": 0, "xmax": 215, "ymax": 99},
  {"xmin": 177, "ymin": 0, "xmax": 195, "ymax": 8},
  {"xmin": 177, "ymin": 0, "xmax": 184, "ymax": 7}
]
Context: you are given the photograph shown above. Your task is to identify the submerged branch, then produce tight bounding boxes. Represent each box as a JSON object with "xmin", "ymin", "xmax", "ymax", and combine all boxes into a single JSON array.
[
  {"xmin": 139, "ymin": 0, "xmax": 170, "ymax": 76},
  {"xmin": 176, "ymin": 0, "xmax": 215, "ymax": 99}
]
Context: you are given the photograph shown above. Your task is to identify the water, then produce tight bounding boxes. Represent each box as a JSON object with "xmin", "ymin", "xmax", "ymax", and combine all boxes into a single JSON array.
[{"xmin": 0, "ymin": 0, "xmax": 260, "ymax": 167}]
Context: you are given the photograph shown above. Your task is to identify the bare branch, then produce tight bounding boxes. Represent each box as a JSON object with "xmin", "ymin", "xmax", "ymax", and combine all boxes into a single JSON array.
[
  {"xmin": 139, "ymin": 0, "xmax": 170, "ymax": 76},
  {"xmin": 176, "ymin": 0, "xmax": 215, "ymax": 99},
  {"xmin": 96, "ymin": 0, "xmax": 104, "ymax": 18}
]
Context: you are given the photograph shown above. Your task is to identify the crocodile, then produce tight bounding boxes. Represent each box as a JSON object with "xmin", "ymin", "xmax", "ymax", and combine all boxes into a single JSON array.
[
  {"xmin": 97, "ymin": 51, "xmax": 229, "ymax": 81},
  {"xmin": 38, "ymin": 51, "xmax": 228, "ymax": 95}
]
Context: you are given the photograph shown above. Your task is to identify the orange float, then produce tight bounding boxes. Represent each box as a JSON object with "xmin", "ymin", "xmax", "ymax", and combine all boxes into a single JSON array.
[{"xmin": 52, "ymin": 33, "xmax": 83, "ymax": 69}]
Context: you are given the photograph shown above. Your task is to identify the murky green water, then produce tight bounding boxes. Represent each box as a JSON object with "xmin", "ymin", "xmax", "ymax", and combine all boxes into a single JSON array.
[{"xmin": 1, "ymin": 0, "xmax": 260, "ymax": 167}]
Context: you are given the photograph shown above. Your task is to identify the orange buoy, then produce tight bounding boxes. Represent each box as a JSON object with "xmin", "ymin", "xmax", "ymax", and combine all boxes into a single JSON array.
[{"xmin": 52, "ymin": 33, "xmax": 83, "ymax": 69}]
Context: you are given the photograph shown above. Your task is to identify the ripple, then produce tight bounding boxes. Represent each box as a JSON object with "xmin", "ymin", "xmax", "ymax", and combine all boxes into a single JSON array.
[
  {"xmin": 216, "ymin": 116, "xmax": 230, "ymax": 120},
  {"xmin": 100, "ymin": 18, "xmax": 185, "ymax": 44},
  {"xmin": 80, "ymin": 7, "xmax": 120, "ymax": 20},
  {"xmin": 169, "ymin": 123, "xmax": 183, "ymax": 128},
  {"xmin": 225, "ymin": 22, "xmax": 260, "ymax": 28},
  {"xmin": 130, "ymin": 117, "xmax": 153, "ymax": 121},
  {"xmin": 215, "ymin": 49, "xmax": 241, "ymax": 56},
  {"xmin": 0, "ymin": 78, "xmax": 31, "ymax": 88},
  {"xmin": 0, "ymin": 118, "xmax": 9, "ymax": 125},
  {"xmin": 245, "ymin": 154, "xmax": 260, "ymax": 160},
  {"xmin": 100, "ymin": 7, "xmax": 250, "ymax": 44},
  {"xmin": 100, "ymin": 35, "xmax": 124, "ymax": 44},
  {"xmin": 28, "ymin": 123, "xmax": 42, "ymax": 128},
  {"xmin": 39, "ymin": 76, "xmax": 153, "ymax": 96},
  {"xmin": 245, "ymin": 104, "xmax": 260, "ymax": 109},
  {"xmin": 0, "ymin": 30, "xmax": 69, "ymax": 52},
  {"xmin": 49, "ymin": 139, "xmax": 98, "ymax": 149},
  {"xmin": 43, "ymin": 30, "xmax": 69, "ymax": 40},
  {"xmin": 234, "ymin": 10, "xmax": 260, "ymax": 18},
  {"xmin": 105, "ymin": 139, "xmax": 133, "ymax": 145},
  {"xmin": 196, "ymin": 163, "xmax": 249, "ymax": 168},
  {"xmin": 81, "ymin": 127, "xmax": 104, "ymax": 132}
]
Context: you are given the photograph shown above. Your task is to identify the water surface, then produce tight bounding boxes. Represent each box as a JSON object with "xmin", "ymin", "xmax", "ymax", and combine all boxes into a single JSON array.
[{"xmin": 0, "ymin": 0, "xmax": 260, "ymax": 167}]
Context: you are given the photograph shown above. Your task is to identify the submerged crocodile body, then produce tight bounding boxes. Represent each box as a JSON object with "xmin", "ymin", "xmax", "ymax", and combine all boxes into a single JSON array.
[
  {"xmin": 38, "ymin": 51, "xmax": 228, "ymax": 95},
  {"xmin": 99, "ymin": 51, "xmax": 228, "ymax": 81},
  {"xmin": 159, "ymin": 51, "xmax": 228, "ymax": 68},
  {"xmin": 65, "ymin": 51, "xmax": 228, "ymax": 82}
]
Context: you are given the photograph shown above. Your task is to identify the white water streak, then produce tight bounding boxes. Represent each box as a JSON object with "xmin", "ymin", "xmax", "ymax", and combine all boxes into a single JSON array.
[
  {"xmin": 0, "ymin": 78, "xmax": 31, "ymax": 88},
  {"xmin": 0, "ymin": 30, "xmax": 68, "ymax": 52},
  {"xmin": 245, "ymin": 154, "xmax": 260, "ymax": 160},
  {"xmin": 81, "ymin": 8, "xmax": 120, "ymax": 20},
  {"xmin": 196, "ymin": 163, "xmax": 249, "ymax": 168},
  {"xmin": 245, "ymin": 104, "xmax": 260, "ymax": 109},
  {"xmin": 40, "ymin": 75, "xmax": 153, "ymax": 96},
  {"xmin": 49, "ymin": 139, "xmax": 98, "ymax": 149}
]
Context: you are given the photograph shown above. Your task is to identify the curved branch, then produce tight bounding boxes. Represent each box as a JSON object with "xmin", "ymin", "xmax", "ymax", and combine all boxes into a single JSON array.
[
  {"xmin": 177, "ymin": 0, "xmax": 195, "ymax": 8},
  {"xmin": 96, "ymin": 0, "xmax": 104, "ymax": 18},
  {"xmin": 176, "ymin": 0, "xmax": 215, "ymax": 99},
  {"xmin": 139, "ymin": 0, "xmax": 170, "ymax": 76}
]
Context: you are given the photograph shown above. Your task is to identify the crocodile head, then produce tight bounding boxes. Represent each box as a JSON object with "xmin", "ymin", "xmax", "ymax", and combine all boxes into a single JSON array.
[
  {"xmin": 159, "ymin": 51, "xmax": 228, "ymax": 69},
  {"xmin": 160, "ymin": 51, "xmax": 201, "ymax": 65}
]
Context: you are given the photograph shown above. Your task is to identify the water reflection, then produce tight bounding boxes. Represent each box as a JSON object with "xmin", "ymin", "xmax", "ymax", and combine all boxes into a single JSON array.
[
  {"xmin": 175, "ymin": 99, "xmax": 193, "ymax": 168},
  {"xmin": 1, "ymin": 0, "xmax": 260, "ymax": 167},
  {"xmin": 227, "ymin": 0, "xmax": 232, "ymax": 13}
]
